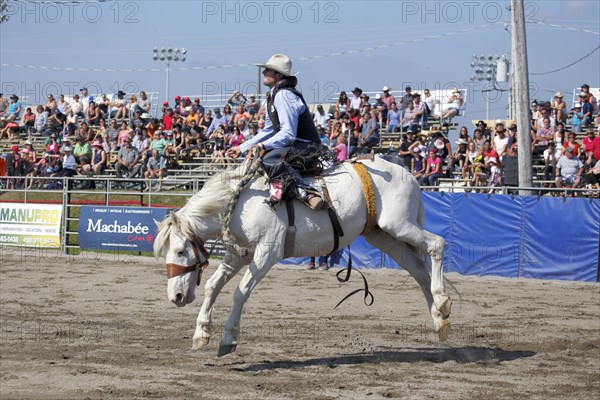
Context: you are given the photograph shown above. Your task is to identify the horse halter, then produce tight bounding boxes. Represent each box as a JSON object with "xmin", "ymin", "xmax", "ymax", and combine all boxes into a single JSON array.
[{"xmin": 165, "ymin": 233, "xmax": 210, "ymax": 286}]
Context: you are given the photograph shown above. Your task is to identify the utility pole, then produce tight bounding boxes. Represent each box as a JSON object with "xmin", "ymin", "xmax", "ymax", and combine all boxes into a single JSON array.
[{"xmin": 511, "ymin": 0, "xmax": 533, "ymax": 194}]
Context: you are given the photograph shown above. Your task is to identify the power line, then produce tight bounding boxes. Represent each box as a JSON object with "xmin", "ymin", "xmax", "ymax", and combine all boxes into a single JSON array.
[
  {"xmin": 531, "ymin": 45, "xmax": 600, "ymax": 75},
  {"xmin": 0, "ymin": 23, "xmax": 495, "ymax": 72}
]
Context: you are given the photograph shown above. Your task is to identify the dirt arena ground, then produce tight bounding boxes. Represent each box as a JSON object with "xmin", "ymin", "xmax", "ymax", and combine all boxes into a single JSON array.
[{"xmin": 0, "ymin": 248, "xmax": 598, "ymax": 400}]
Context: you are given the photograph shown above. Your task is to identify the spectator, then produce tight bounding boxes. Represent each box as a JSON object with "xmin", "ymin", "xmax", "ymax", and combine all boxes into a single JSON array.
[
  {"xmin": 74, "ymin": 135, "xmax": 92, "ymax": 167},
  {"xmin": 457, "ymin": 126, "xmax": 472, "ymax": 144},
  {"xmin": 398, "ymin": 131, "xmax": 415, "ymax": 169},
  {"xmin": 127, "ymin": 95, "xmax": 140, "ymax": 124},
  {"xmin": 582, "ymin": 128, "xmax": 600, "ymax": 165},
  {"xmin": 117, "ymin": 121, "xmax": 132, "ymax": 148},
  {"xmin": 199, "ymin": 109, "xmax": 213, "ymax": 134},
  {"xmin": 486, "ymin": 157, "xmax": 502, "ymax": 193},
  {"xmin": 563, "ymin": 132, "xmax": 581, "ymax": 157},
  {"xmin": 423, "ymin": 88, "xmax": 436, "ymax": 117},
  {"xmin": 441, "ymin": 88, "xmax": 463, "ymax": 121},
  {"xmin": 0, "ymin": 118, "xmax": 20, "ymax": 140},
  {"xmin": 233, "ymin": 105, "xmax": 252, "ymax": 126},
  {"xmin": 0, "ymin": 93, "xmax": 8, "ymax": 116},
  {"xmin": 64, "ymin": 108, "xmax": 77, "ymax": 135},
  {"xmin": 532, "ymin": 117, "xmax": 555, "ymax": 154},
  {"xmin": 115, "ymin": 137, "xmax": 141, "ymax": 180},
  {"xmin": 359, "ymin": 94, "xmax": 371, "ymax": 115},
  {"xmin": 150, "ymin": 130, "xmax": 167, "ymax": 156},
  {"xmin": 473, "ymin": 128, "xmax": 486, "ymax": 151},
  {"xmin": 483, "ymin": 139, "xmax": 500, "ymax": 166},
  {"xmin": 399, "ymin": 86, "xmax": 413, "ymax": 111},
  {"xmin": 349, "ymin": 87, "xmax": 362, "ymax": 111},
  {"xmin": 21, "ymin": 107, "xmax": 36, "ymax": 131},
  {"xmin": 381, "ymin": 86, "xmax": 395, "ymax": 108},
  {"xmin": 583, "ymin": 159, "xmax": 600, "ymax": 192},
  {"xmin": 534, "ymin": 107, "xmax": 555, "ymax": 131},
  {"xmin": 33, "ymin": 105, "xmax": 49, "ymax": 133},
  {"xmin": 358, "ymin": 113, "xmax": 378, "ymax": 153},
  {"xmin": 228, "ymin": 126, "xmax": 246, "ymax": 148},
  {"xmin": 138, "ymin": 91, "xmax": 151, "ymax": 114},
  {"xmin": 506, "ymin": 123, "xmax": 519, "ymax": 154},
  {"xmin": 94, "ymin": 118, "xmax": 107, "ymax": 140},
  {"xmin": 451, "ymin": 138, "xmax": 469, "ymax": 179},
  {"xmin": 88, "ymin": 141, "xmax": 107, "ymax": 176},
  {"xmin": 228, "ymin": 90, "xmax": 247, "ymax": 106},
  {"xmin": 401, "ymin": 101, "xmax": 419, "ymax": 132},
  {"xmin": 530, "ymin": 100, "xmax": 542, "ymax": 121},
  {"xmin": 105, "ymin": 119, "xmax": 120, "ymax": 150},
  {"xmin": 328, "ymin": 121, "xmax": 343, "ymax": 148},
  {"xmin": 45, "ymin": 94, "xmax": 57, "ymax": 111},
  {"xmin": 246, "ymin": 96, "xmax": 258, "ymax": 116},
  {"xmin": 570, "ymin": 103, "xmax": 583, "ymax": 133},
  {"xmin": 476, "ymin": 120, "xmax": 491, "ymax": 141},
  {"xmin": 554, "ymin": 122, "xmax": 566, "ymax": 148},
  {"xmin": 109, "ymin": 91, "xmax": 127, "ymax": 120},
  {"xmin": 580, "ymin": 83, "xmax": 597, "ymax": 115},
  {"xmin": 222, "ymin": 105, "xmax": 234, "ymax": 129},
  {"xmin": 543, "ymin": 141, "xmax": 561, "ymax": 180},
  {"xmin": 5, "ymin": 95, "xmax": 22, "ymax": 120},
  {"xmin": 144, "ymin": 150, "xmax": 167, "ymax": 192},
  {"xmin": 410, "ymin": 147, "xmax": 426, "ymax": 181},
  {"xmin": 45, "ymin": 133, "xmax": 61, "ymax": 154},
  {"xmin": 208, "ymin": 108, "xmax": 228, "ymax": 135},
  {"xmin": 313, "ymin": 105, "xmax": 329, "ymax": 130},
  {"xmin": 75, "ymin": 121, "xmax": 93, "ymax": 142},
  {"xmin": 163, "ymin": 131, "xmax": 179, "ymax": 158},
  {"xmin": 70, "ymin": 94, "xmax": 84, "ymax": 118},
  {"xmin": 420, "ymin": 148, "xmax": 442, "ymax": 188},
  {"xmin": 332, "ymin": 133, "xmax": 348, "ymax": 162},
  {"xmin": 132, "ymin": 129, "xmax": 150, "ymax": 156},
  {"xmin": 470, "ymin": 146, "xmax": 486, "ymax": 188},
  {"xmin": 551, "ymin": 92, "xmax": 567, "ymax": 123},
  {"xmin": 492, "ymin": 121, "xmax": 509, "ymax": 161},
  {"xmin": 555, "ymin": 147, "xmax": 584, "ymax": 189},
  {"xmin": 579, "ymin": 92, "xmax": 593, "ymax": 127},
  {"xmin": 131, "ymin": 110, "xmax": 146, "ymax": 131},
  {"xmin": 79, "ymin": 88, "xmax": 91, "ymax": 112},
  {"xmin": 347, "ymin": 125, "xmax": 360, "ymax": 158},
  {"xmin": 386, "ymin": 102, "xmax": 401, "ymax": 133},
  {"xmin": 97, "ymin": 94, "xmax": 111, "ymax": 117},
  {"xmin": 192, "ymin": 97, "xmax": 205, "ymax": 115},
  {"xmin": 336, "ymin": 91, "xmax": 350, "ymax": 117},
  {"xmin": 412, "ymin": 93, "xmax": 427, "ymax": 126},
  {"xmin": 52, "ymin": 145, "xmax": 79, "ymax": 189},
  {"xmin": 85, "ymin": 102, "xmax": 101, "ymax": 126},
  {"xmin": 57, "ymin": 94, "xmax": 68, "ymax": 114}
]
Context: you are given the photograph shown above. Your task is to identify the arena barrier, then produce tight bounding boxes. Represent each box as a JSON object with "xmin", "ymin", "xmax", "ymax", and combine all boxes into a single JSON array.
[{"xmin": 284, "ymin": 193, "xmax": 600, "ymax": 282}]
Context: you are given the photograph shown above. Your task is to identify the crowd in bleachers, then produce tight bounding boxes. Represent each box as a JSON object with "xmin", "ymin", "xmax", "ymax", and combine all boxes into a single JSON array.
[{"xmin": 0, "ymin": 82, "xmax": 598, "ymax": 195}]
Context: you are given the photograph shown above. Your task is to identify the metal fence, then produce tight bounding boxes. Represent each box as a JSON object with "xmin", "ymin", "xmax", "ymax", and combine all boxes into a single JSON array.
[{"xmin": 1, "ymin": 175, "xmax": 597, "ymax": 258}]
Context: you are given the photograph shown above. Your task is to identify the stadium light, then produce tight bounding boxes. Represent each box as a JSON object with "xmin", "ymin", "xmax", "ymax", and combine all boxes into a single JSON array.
[{"xmin": 153, "ymin": 47, "xmax": 188, "ymax": 102}]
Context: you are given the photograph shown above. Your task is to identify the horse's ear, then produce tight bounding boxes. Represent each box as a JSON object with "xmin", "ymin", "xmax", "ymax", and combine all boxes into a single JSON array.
[{"xmin": 153, "ymin": 219, "xmax": 160, "ymax": 227}]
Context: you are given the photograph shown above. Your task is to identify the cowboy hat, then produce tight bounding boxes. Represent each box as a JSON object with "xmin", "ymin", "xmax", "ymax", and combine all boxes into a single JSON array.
[
  {"xmin": 352, "ymin": 87, "xmax": 363, "ymax": 95},
  {"xmin": 455, "ymin": 138, "xmax": 468, "ymax": 145},
  {"xmin": 554, "ymin": 91, "xmax": 563, "ymax": 97},
  {"xmin": 382, "ymin": 86, "xmax": 391, "ymax": 91},
  {"xmin": 452, "ymin": 87, "xmax": 461, "ymax": 94},
  {"xmin": 255, "ymin": 54, "xmax": 295, "ymax": 77}
]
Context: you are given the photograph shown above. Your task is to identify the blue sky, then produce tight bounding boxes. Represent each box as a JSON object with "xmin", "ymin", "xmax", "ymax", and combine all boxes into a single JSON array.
[{"xmin": 1, "ymin": 0, "xmax": 599, "ymax": 130}]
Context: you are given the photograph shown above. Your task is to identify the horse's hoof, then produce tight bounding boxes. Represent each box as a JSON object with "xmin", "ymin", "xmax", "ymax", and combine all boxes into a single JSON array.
[
  {"xmin": 436, "ymin": 294, "xmax": 453, "ymax": 319},
  {"xmin": 435, "ymin": 320, "xmax": 450, "ymax": 342},
  {"xmin": 217, "ymin": 344, "xmax": 237, "ymax": 357},
  {"xmin": 192, "ymin": 336, "xmax": 210, "ymax": 351}
]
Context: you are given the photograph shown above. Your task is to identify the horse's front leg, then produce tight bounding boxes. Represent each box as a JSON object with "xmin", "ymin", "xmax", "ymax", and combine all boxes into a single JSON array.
[
  {"xmin": 192, "ymin": 251, "xmax": 249, "ymax": 350},
  {"xmin": 217, "ymin": 237, "xmax": 284, "ymax": 357}
]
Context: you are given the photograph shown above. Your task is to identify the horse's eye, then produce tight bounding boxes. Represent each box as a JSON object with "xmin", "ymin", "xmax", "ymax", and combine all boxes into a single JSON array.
[{"xmin": 176, "ymin": 249, "xmax": 185, "ymax": 257}]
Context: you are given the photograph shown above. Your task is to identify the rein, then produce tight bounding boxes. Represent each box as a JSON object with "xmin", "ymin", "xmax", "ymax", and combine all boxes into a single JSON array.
[
  {"xmin": 334, "ymin": 245, "xmax": 375, "ymax": 309},
  {"xmin": 166, "ymin": 233, "xmax": 217, "ymax": 286}
]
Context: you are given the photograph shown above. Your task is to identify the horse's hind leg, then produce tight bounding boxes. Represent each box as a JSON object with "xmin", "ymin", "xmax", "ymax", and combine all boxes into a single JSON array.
[
  {"xmin": 192, "ymin": 251, "xmax": 249, "ymax": 350},
  {"xmin": 422, "ymin": 230, "xmax": 451, "ymax": 319},
  {"xmin": 364, "ymin": 229, "xmax": 450, "ymax": 341}
]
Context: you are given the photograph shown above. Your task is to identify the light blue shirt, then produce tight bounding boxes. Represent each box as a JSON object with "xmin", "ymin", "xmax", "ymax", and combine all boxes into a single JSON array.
[
  {"xmin": 208, "ymin": 114, "xmax": 228, "ymax": 134},
  {"xmin": 240, "ymin": 88, "xmax": 306, "ymax": 153}
]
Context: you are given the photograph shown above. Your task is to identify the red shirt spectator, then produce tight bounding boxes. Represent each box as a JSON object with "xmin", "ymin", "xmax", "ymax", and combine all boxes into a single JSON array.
[
  {"xmin": 163, "ymin": 109, "xmax": 174, "ymax": 131},
  {"xmin": 583, "ymin": 129, "xmax": 600, "ymax": 161}
]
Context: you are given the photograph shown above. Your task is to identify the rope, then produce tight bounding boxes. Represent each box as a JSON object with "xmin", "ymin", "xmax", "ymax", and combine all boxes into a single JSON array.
[{"xmin": 220, "ymin": 147, "xmax": 262, "ymax": 249}]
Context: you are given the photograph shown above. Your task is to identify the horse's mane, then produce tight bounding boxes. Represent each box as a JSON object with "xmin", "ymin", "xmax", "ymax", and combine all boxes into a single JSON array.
[{"xmin": 153, "ymin": 166, "xmax": 247, "ymax": 256}]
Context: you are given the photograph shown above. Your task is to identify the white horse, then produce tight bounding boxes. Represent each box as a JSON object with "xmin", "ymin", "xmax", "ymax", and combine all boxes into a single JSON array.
[{"xmin": 154, "ymin": 157, "xmax": 452, "ymax": 357}]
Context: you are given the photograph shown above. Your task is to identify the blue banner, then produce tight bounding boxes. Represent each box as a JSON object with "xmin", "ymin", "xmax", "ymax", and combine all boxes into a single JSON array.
[
  {"xmin": 78, "ymin": 206, "xmax": 171, "ymax": 252},
  {"xmin": 281, "ymin": 194, "xmax": 600, "ymax": 282}
]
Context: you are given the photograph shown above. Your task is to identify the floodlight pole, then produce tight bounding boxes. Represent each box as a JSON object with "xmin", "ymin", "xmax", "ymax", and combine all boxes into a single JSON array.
[{"xmin": 153, "ymin": 47, "xmax": 187, "ymax": 103}]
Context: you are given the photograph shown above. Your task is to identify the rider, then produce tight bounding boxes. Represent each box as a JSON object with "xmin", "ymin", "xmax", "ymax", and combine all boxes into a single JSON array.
[{"xmin": 226, "ymin": 54, "xmax": 325, "ymax": 209}]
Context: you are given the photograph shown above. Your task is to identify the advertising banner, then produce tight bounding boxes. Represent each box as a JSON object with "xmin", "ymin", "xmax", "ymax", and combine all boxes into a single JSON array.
[
  {"xmin": 0, "ymin": 203, "xmax": 63, "ymax": 248},
  {"xmin": 78, "ymin": 206, "xmax": 172, "ymax": 252}
]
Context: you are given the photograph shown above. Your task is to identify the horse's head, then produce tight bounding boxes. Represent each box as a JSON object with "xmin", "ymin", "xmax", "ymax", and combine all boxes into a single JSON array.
[{"xmin": 154, "ymin": 212, "xmax": 209, "ymax": 307}]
